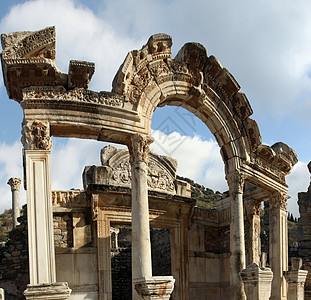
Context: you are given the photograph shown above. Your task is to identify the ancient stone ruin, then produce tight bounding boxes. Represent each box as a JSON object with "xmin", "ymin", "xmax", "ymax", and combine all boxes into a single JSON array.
[{"xmin": 0, "ymin": 26, "xmax": 306, "ymax": 299}]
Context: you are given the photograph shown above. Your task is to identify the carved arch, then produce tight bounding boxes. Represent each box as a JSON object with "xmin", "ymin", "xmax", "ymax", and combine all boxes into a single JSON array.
[{"xmin": 112, "ymin": 34, "xmax": 262, "ymax": 170}]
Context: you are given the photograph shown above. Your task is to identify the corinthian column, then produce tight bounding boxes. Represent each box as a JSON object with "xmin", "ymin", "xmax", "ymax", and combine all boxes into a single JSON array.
[
  {"xmin": 226, "ymin": 170, "xmax": 246, "ymax": 300},
  {"xmin": 269, "ymin": 191, "xmax": 288, "ymax": 300},
  {"xmin": 22, "ymin": 119, "xmax": 71, "ymax": 300},
  {"xmin": 128, "ymin": 134, "xmax": 174, "ymax": 300},
  {"xmin": 7, "ymin": 177, "xmax": 21, "ymax": 228}
]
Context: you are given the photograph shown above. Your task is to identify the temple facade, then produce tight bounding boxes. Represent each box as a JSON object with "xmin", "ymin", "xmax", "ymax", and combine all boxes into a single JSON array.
[{"xmin": 0, "ymin": 26, "xmax": 304, "ymax": 299}]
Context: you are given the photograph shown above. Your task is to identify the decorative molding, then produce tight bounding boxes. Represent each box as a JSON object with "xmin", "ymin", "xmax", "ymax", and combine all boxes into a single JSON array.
[
  {"xmin": 7, "ymin": 177, "xmax": 22, "ymax": 191},
  {"xmin": 22, "ymin": 86, "xmax": 125, "ymax": 108},
  {"xmin": 21, "ymin": 120, "xmax": 52, "ymax": 150}
]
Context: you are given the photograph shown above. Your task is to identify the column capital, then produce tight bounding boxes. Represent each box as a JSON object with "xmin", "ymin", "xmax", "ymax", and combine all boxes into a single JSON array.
[
  {"xmin": 226, "ymin": 170, "xmax": 245, "ymax": 195},
  {"xmin": 270, "ymin": 191, "xmax": 288, "ymax": 211},
  {"xmin": 7, "ymin": 177, "xmax": 21, "ymax": 191},
  {"xmin": 21, "ymin": 119, "xmax": 52, "ymax": 150},
  {"xmin": 245, "ymin": 199, "xmax": 262, "ymax": 217},
  {"xmin": 127, "ymin": 134, "xmax": 154, "ymax": 165}
]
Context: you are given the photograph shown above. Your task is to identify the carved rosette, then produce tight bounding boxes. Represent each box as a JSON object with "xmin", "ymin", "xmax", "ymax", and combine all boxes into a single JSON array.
[
  {"xmin": 21, "ymin": 120, "xmax": 52, "ymax": 150},
  {"xmin": 7, "ymin": 177, "xmax": 22, "ymax": 191},
  {"xmin": 128, "ymin": 134, "xmax": 154, "ymax": 165},
  {"xmin": 270, "ymin": 191, "xmax": 288, "ymax": 212},
  {"xmin": 226, "ymin": 170, "xmax": 245, "ymax": 195}
]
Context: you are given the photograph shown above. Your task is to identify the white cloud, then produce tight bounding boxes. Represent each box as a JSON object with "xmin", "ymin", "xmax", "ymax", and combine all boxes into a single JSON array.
[
  {"xmin": 151, "ymin": 130, "xmax": 228, "ymax": 193},
  {"xmin": 51, "ymin": 138, "xmax": 107, "ymax": 190}
]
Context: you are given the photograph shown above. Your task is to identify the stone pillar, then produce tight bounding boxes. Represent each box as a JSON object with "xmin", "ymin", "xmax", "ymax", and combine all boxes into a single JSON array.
[
  {"xmin": 269, "ymin": 191, "xmax": 288, "ymax": 300},
  {"xmin": 128, "ymin": 134, "xmax": 175, "ymax": 300},
  {"xmin": 21, "ymin": 120, "xmax": 71, "ymax": 300},
  {"xmin": 244, "ymin": 199, "xmax": 261, "ymax": 266},
  {"xmin": 240, "ymin": 263, "xmax": 273, "ymax": 300},
  {"xmin": 226, "ymin": 170, "xmax": 246, "ymax": 300},
  {"xmin": 284, "ymin": 258, "xmax": 308, "ymax": 300},
  {"xmin": 0, "ymin": 288, "xmax": 4, "ymax": 300},
  {"xmin": 7, "ymin": 177, "xmax": 21, "ymax": 229}
]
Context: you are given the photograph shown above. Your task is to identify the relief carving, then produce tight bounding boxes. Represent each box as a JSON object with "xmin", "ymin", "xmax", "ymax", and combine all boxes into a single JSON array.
[
  {"xmin": 21, "ymin": 120, "xmax": 52, "ymax": 150},
  {"xmin": 52, "ymin": 191, "xmax": 88, "ymax": 208},
  {"xmin": 7, "ymin": 178, "xmax": 22, "ymax": 191},
  {"xmin": 128, "ymin": 134, "xmax": 154, "ymax": 165},
  {"xmin": 226, "ymin": 170, "xmax": 244, "ymax": 195},
  {"xmin": 22, "ymin": 86, "xmax": 125, "ymax": 107},
  {"xmin": 98, "ymin": 145, "xmax": 177, "ymax": 194},
  {"xmin": 270, "ymin": 191, "xmax": 288, "ymax": 212}
]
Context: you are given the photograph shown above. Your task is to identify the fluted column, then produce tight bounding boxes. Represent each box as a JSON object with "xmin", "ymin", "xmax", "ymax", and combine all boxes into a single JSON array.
[
  {"xmin": 22, "ymin": 119, "xmax": 71, "ymax": 300},
  {"xmin": 226, "ymin": 170, "xmax": 246, "ymax": 300},
  {"xmin": 7, "ymin": 177, "xmax": 21, "ymax": 229},
  {"xmin": 269, "ymin": 191, "xmax": 288, "ymax": 300}
]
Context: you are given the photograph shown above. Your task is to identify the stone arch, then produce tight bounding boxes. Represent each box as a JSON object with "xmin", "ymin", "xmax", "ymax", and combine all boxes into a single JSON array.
[
  {"xmin": 1, "ymin": 26, "xmax": 299, "ymax": 300},
  {"xmin": 112, "ymin": 34, "xmax": 263, "ymax": 177}
]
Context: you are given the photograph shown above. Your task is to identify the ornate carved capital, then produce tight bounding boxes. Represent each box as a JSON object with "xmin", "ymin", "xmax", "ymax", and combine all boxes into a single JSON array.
[
  {"xmin": 21, "ymin": 120, "xmax": 52, "ymax": 150},
  {"xmin": 226, "ymin": 170, "xmax": 245, "ymax": 195},
  {"xmin": 270, "ymin": 191, "xmax": 288, "ymax": 212},
  {"xmin": 128, "ymin": 134, "xmax": 154, "ymax": 165},
  {"xmin": 245, "ymin": 199, "xmax": 262, "ymax": 217},
  {"xmin": 7, "ymin": 177, "xmax": 21, "ymax": 191}
]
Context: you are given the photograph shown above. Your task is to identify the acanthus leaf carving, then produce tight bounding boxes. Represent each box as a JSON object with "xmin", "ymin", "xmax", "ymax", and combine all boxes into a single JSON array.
[
  {"xmin": 226, "ymin": 170, "xmax": 244, "ymax": 195},
  {"xmin": 270, "ymin": 191, "xmax": 288, "ymax": 212},
  {"xmin": 7, "ymin": 177, "xmax": 22, "ymax": 191},
  {"xmin": 128, "ymin": 134, "xmax": 154, "ymax": 165},
  {"xmin": 21, "ymin": 119, "xmax": 52, "ymax": 150}
]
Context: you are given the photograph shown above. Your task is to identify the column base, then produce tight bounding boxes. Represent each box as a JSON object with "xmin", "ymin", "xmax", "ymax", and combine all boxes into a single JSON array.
[
  {"xmin": 284, "ymin": 270, "xmax": 308, "ymax": 300},
  {"xmin": 24, "ymin": 282, "xmax": 71, "ymax": 300},
  {"xmin": 240, "ymin": 263, "xmax": 273, "ymax": 300},
  {"xmin": 134, "ymin": 276, "xmax": 175, "ymax": 299}
]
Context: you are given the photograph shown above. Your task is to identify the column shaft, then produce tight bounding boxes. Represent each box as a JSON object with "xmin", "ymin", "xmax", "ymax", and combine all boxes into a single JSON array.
[
  {"xmin": 131, "ymin": 160, "xmax": 152, "ymax": 279},
  {"xmin": 227, "ymin": 171, "xmax": 246, "ymax": 300},
  {"xmin": 269, "ymin": 192, "xmax": 288, "ymax": 300}
]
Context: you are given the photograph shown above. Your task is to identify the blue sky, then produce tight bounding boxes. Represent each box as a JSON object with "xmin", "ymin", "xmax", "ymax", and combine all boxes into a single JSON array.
[{"xmin": 0, "ymin": 0, "xmax": 310, "ymax": 217}]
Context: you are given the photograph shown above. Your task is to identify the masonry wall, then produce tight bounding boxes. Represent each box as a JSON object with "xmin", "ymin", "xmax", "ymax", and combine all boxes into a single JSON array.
[
  {"xmin": 298, "ymin": 190, "xmax": 311, "ymax": 299},
  {"xmin": 0, "ymin": 208, "xmax": 28, "ymax": 300}
]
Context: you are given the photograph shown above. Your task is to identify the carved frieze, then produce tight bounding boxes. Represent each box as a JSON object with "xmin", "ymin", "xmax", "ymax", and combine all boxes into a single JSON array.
[
  {"xmin": 22, "ymin": 86, "xmax": 125, "ymax": 107},
  {"xmin": 7, "ymin": 177, "xmax": 22, "ymax": 191},
  {"xmin": 21, "ymin": 120, "xmax": 52, "ymax": 150},
  {"xmin": 52, "ymin": 190, "xmax": 89, "ymax": 208}
]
